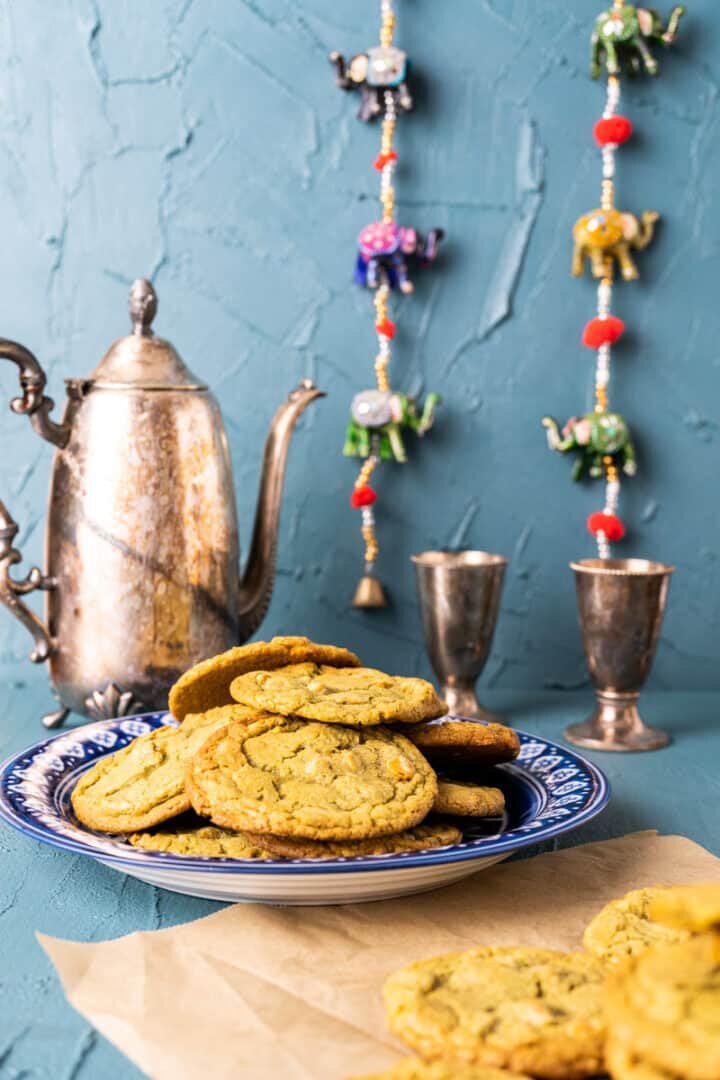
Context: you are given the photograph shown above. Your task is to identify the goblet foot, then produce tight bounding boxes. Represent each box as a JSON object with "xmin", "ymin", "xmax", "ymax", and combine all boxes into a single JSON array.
[
  {"xmin": 564, "ymin": 691, "xmax": 670, "ymax": 752},
  {"xmin": 442, "ymin": 684, "xmax": 505, "ymax": 726}
]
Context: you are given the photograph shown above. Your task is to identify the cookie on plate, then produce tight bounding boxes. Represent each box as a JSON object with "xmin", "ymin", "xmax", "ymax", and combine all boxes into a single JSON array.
[
  {"xmin": 401, "ymin": 719, "xmax": 520, "ymax": 768},
  {"xmin": 71, "ymin": 705, "xmax": 260, "ymax": 833},
  {"xmin": 252, "ymin": 821, "xmax": 461, "ymax": 860},
  {"xmin": 583, "ymin": 886, "xmax": 691, "ymax": 965},
  {"xmin": 187, "ymin": 716, "xmax": 438, "ymax": 841},
  {"xmin": 433, "ymin": 781, "xmax": 505, "ymax": 818},
  {"xmin": 603, "ymin": 933, "xmax": 720, "ymax": 1080},
  {"xmin": 648, "ymin": 882, "xmax": 720, "ymax": 933},
  {"xmin": 383, "ymin": 946, "xmax": 606, "ymax": 1079},
  {"xmin": 352, "ymin": 1059, "xmax": 531, "ymax": 1080},
  {"xmin": 129, "ymin": 814, "xmax": 272, "ymax": 859},
  {"xmin": 168, "ymin": 636, "xmax": 361, "ymax": 720},
  {"xmin": 229, "ymin": 663, "xmax": 447, "ymax": 727}
]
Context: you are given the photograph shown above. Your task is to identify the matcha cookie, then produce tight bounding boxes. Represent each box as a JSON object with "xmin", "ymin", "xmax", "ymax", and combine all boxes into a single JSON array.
[
  {"xmin": 383, "ymin": 946, "xmax": 606, "ymax": 1079},
  {"xmin": 433, "ymin": 781, "xmax": 505, "ymax": 818},
  {"xmin": 252, "ymin": 821, "xmax": 461, "ymax": 860},
  {"xmin": 648, "ymin": 882, "xmax": 720, "ymax": 933},
  {"xmin": 129, "ymin": 814, "xmax": 272, "ymax": 859},
  {"xmin": 229, "ymin": 663, "xmax": 447, "ymax": 727},
  {"xmin": 583, "ymin": 887, "xmax": 691, "ymax": 965},
  {"xmin": 604, "ymin": 933, "xmax": 720, "ymax": 1080},
  {"xmin": 71, "ymin": 705, "xmax": 259, "ymax": 833},
  {"xmin": 187, "ymin": 716, "xmax": 438, "ymax": 841},
  {"xmin": 169, "ymin": 636, "xmax": 361, "ymax": 720},
  {"xmin": 353, "ymin": 1059, "xmax": 530, "ymax": 1080},
  {"xmin": 401, "ymin": 719, "xmax": 520, "ymax": 768}
]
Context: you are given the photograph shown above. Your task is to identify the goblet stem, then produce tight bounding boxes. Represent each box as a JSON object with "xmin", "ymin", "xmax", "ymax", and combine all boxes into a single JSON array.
[
  {"xmin": 565, "ymin": 690, "xmax": 670, "ymax": 752},
  {"xmin": 442, "ymin": 681, "xmax": 504, "ymax": 725}
]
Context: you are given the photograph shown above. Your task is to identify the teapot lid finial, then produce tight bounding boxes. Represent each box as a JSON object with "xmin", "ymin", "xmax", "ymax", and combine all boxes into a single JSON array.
[{"xmin": 129, "ymin": 278, "xmax": 157, "ymax": 337}]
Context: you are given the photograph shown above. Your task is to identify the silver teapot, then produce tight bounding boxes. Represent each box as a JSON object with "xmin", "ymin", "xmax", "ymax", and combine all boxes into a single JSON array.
[{"xmin": 0, "ymin": 279, "xmax": 323, "ymax": 727}]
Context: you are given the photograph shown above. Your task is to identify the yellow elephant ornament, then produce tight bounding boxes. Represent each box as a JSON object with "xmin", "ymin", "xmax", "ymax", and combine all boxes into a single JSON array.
[{"xmin": 572, "ymin": 207, "xmax": 659, "ymax": 280}]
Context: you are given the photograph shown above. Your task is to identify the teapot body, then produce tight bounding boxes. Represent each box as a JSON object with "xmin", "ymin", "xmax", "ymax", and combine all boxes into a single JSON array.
[
  {"xmin": 46, "ymin": 381, "xmax": 240, "ymax": 713},
  {"xmin": 0, "ymin": 278, "xmax": 324, "ymax": 726}
]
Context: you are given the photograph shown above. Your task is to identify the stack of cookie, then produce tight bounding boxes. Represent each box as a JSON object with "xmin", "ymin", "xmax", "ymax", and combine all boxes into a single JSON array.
[
  {"xmin": 354, "ymin": 882, "xmax": 720, "ymax": 1080},
  {"xmin": 71, "ymin": 636, "xmax": 520, "ymax": 860}
]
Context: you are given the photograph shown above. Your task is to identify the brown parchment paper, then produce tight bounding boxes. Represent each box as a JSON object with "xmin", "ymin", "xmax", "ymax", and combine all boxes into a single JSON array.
[{"xmin": 38, "ymin": 832, "xmax": 720, "ymax": 1080}]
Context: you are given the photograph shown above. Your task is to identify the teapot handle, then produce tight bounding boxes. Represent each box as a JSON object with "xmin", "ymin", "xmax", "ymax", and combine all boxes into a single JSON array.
[
  {"xmin": 0, "ymin": 501, "xmax": 55, "ymax": 663},
  {"xmin": 0, "ymin": 339, "xmax": 70, "ymax": 448}
]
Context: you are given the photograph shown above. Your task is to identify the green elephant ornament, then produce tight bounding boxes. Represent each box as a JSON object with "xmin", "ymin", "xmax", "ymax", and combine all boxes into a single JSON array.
[
  {"xmin": 591, "ymin": 5, "xmax": 686, "ymax": 78},
  {"xmin": 542, "ymin": 411, "xmax": 637, "ymax": 482},
  {"xmin": 344, "ymin": 389, "xmax": 440, "ymax": 462}
]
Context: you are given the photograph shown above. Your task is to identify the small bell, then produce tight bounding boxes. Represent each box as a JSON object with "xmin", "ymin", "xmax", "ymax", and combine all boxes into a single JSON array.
[{"xmin": 352, "ymin": 574, "xmax": 388, "ymax": 609}]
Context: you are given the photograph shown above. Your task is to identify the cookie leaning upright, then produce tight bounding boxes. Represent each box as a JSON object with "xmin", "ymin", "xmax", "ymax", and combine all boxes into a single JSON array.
[
  {"xmin": 603, "ymin": 933, "xmax": 720, "ymax": 1080},
  {"xmin": 187, "ymin": 716, "xmax": 438, "ymax": 841},
  {"xmin": 71, "ymin": 705, "xmax": 259, "ymax": 833},
  {"xmin": 229, "ymin": 663, "xmax": 447, "ymax": 727},
  {"xmin": 647, "ymin": 881, "xmax": 720, "ymax": 933},
  {"xmin": 583, "ymin": 886, "xmax": 691, "ymax": 965},
  {"xmin": 383, "ymin": 946, "xmax": 606, "ymax": 1079},
  {"xmin": 168, "ymin": 636, "xmax": 361, "ymax": 720}
]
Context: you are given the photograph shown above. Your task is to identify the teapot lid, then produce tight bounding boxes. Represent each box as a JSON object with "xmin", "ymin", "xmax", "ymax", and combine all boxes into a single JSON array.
[{"xmin": 87, "ymin": 279, "xmax": 207, "ymax": 390}]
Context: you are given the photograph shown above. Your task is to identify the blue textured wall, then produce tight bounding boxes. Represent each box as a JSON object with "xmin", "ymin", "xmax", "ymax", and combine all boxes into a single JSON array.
[{"xmin": 0, "ymin": 0, "xmax": 716, "ymax": 703}]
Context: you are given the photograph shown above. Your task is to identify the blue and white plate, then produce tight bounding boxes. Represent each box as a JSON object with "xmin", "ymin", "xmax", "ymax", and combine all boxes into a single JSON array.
[{"xmin": 0, "ymin": 713, "xmax": 609, "ymax": 905}]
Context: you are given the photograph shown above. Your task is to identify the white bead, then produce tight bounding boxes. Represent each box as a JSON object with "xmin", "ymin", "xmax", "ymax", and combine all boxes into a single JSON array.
[
  {"xmin": 361, "ymin": 507, "xmax": 375, "ymax": 527},
  {"xmin": 596, "ymin": 531, "xmax": 611, "ymax": 559}
]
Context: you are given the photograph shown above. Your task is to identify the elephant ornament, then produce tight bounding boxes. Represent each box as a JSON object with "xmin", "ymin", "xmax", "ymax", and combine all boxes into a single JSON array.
[
  {"xmin": 355, "ymin": 221, "xmax": 444, "ymax": 293},
  {"xmin": 572, "ymin": 207, "xmax": 659, "ymax": 281},
  {"xmin": 542, "ymin": 412, "xmax": 637, "ymax": 482},
  {"xmin": 344, "ymin": 389, "xmax": 440, "ymax": 462},
  {"xmin": 330, "ymin": 47, "xmax": 413, "ymax": 122},
  {"xmin": 591, "ymin": 5, "xmax": 686, "ymax": 78}
]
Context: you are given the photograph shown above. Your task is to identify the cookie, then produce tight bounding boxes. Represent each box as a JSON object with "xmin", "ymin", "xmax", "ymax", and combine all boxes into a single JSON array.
[
  {"xmin": 583, "ymin": 887, "xmax": 691, "ymax": 965},
  {"xmin": 603, "ymin": 933, "xmax": 720, "ymax": 1080},
  {"xmin": 648, "ymin": 882, "xmax": 720, "ymax": 933},
  {"xmin": 71, "ymin": 705, "xmax": 259, "ymax": 833},
  {"xmin": 187, "ymin": 716, "xmax": 438, "ymax": 841},
  {"xmin": 168, "ymin": 636, "xmax": 361, "ymax": 720},
  {"xmin": 251, "ymin": 821, "xmax": 461, "ymax": 860},
  {"xmin": 383, "ymin": 946, "xmax": 606, "ymax": 1079},
  {"xmin": 401, "ymin": 719, "xmax": 520, "ymax": 768},
  {"xmin": 129, "ymin": 814, "xmax": 272, "ymax": 859},
  {"xmin": 605, "ymin": 1039, "xmax": 679, "ymax": 1080},
  {"xmin": 229, "ymin": 663, "xmax": 447, "ymax": 727},
  {"xmin": 352, "ymin": 1059, "xmax": 531, "ymax": 1080},
  {"xmin": 433, "ymin": 781, "xmax": 505, "ymax": 818}
]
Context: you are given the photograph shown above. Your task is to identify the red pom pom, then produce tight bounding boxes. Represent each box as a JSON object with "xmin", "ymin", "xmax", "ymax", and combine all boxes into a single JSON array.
[
  {"xmin": 594, "ymin": 116, "xmax": 633, "ymax": 147},
  {"xmin": 582, "ymin": 315, "xmax": 626, "ymax": 349},
  {"xmin": 374, "ymin": 150, "xmax": 398, "ymax": 171},
  {"xmin": 587, "ymin": 512, "xmax": 626, "ymax": 542},
  {"xmin": 375, "ymin": 317, "xmax": 396, "ymax": 339},
  {"xmin": 350, "ymin": 485, "xmax": 377, "ymax": 509}
]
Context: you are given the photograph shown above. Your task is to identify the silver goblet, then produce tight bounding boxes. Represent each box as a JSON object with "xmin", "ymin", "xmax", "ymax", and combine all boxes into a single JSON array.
[
  {"xmin": 566, "ymin": 558, "xmax": 675, "ymax": 752},
  {"xmin": 411, "ymin": 550, "xmax": 508, "ymax": 722}
]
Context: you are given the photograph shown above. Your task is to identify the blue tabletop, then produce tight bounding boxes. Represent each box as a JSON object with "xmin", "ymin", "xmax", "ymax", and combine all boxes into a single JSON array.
[{"xmin": 1, "ymin": 683, "xmax": 719, "ymax": 1078}]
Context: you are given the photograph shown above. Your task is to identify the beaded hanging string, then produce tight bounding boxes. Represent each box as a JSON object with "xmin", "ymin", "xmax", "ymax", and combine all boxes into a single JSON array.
[
  {"xmin": 331, "ymin": 0, "xmax": 443, "ymax": 608},
  {"xmin": 542, "ymin": 2, "xmax": 685, "ymax": 558}
]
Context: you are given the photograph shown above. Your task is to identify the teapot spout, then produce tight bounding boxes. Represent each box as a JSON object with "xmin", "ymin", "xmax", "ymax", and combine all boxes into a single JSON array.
[{"xmin": 238, "ymin": 379, "xmax": 325, "ymax": 639}]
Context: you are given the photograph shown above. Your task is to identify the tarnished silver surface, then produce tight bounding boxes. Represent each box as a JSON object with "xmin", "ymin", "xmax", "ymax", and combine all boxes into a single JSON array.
[
  {"xmin": 0, "ymin": 501, "xmax": 56, "ymax": 663},
  {"xmin": 411, "ymin": 550, "xmax": 508, "ymax": 722},
  {"xmin": 566, "ymin": 558, "xmax": 675, "ymax": 752},
  {"xmin": 85, "ymin": 684, "xmax": 148, "ymax": 722},
  {"xmin": 0, "ymin": 279, "xmax": 323, "ymax": 723}
]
